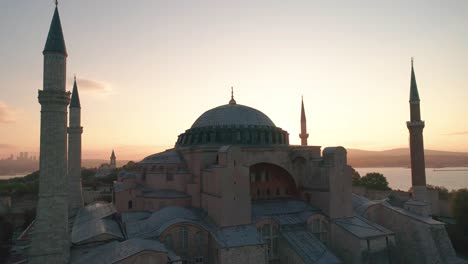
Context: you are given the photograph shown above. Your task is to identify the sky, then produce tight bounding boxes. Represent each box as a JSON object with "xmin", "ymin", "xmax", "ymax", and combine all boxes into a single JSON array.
[{"xmin": 0, "ymin": 0, "xmax": 467, "ymax": 160}]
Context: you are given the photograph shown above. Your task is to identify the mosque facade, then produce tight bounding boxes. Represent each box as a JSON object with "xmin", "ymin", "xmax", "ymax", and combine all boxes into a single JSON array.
[{"xmin": 25, "ymin": 4, "xmax": 464, "ymax": 264}]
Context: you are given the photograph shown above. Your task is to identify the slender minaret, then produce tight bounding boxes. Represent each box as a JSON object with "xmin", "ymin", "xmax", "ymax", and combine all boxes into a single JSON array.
[
  {"xmin": 30, "ymin": 3, "xmax": 70, "ymax": 263},
  {"xmin": 299, "ymin": 96, "xmax": 309, "ymax": 146},
  {"xmin": 407, "ymin": 59, "xmax": 427, "ymax": 203},
  {"xmin": 110, "ymin": 150, "xmax": 116, "ymax": 169},
  {"xmin": 68, "ymin": 76, "xmax": 83, "ymax": 216}
]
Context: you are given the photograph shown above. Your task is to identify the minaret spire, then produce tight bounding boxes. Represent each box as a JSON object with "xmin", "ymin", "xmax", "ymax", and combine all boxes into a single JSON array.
[
  {"xmin": 405, "ymin": 58, "xmax": 429, "ymax": 216},
  {"xmin": 410, "ymin": 57, "xmax": 420, "ymax": 102},
  {"xmin": 110, "ymin": 149, "xmax": 117, "ymax": 168},
  {"xmin": 229, "ymin": 86, "xmax": 236, "ymax": 105},
  {"xmin": 70, "ymin": 76, "xmax": 81, "ymax": 108},
  {"xmin": 43, "ymin": 3, "xmax": 67, "ymax": 56},
  {"xmin": 30, "ymin": 3, "xmax": 70, "ymax": 262},
  {"xmin": 68, "ymin": 76, "xmax": 84, "ymax": 216},
  {"xmin": 299, "ymin": 96, "xmax": 309, "ymax": 146}
]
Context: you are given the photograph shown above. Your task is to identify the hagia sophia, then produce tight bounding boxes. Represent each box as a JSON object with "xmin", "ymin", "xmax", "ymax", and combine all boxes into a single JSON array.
[{"xmin": 21, "ymin": 3, "xmax": 465, "ymax": 264}]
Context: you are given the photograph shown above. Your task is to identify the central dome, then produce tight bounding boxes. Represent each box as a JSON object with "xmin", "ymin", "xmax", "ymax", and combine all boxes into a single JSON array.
[
  {"xmin": 191, "ymin": 104, "xmax": 276, "ymax": 128},
  {"xmin": 175, "ymin": 95, "xmax": 289, "ymax": 147}
]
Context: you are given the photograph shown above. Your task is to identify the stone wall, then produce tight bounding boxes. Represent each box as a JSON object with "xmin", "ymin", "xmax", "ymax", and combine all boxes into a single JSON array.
[
  {"xmin": 218, "ymin": 245, "xmax": 266, "ymax": 264},
  {"xmin": 330, "ymin": 221, "xmax": 396, "ymax": 264},
  {"xmin": 362, "ymin": 203, "xmax": 461, "ymax": 264}
]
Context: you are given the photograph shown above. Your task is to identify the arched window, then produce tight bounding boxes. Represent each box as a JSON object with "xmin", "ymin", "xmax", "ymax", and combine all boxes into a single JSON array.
[
  {"xmin": 128, "ymin": 200, "xmax": 133, "ymax": 209},
  {"xmin": 195, "ymin": 231, "xmax": 204, "ymax": 255},
  {"xmin": 258, "ymin": 223, "xmax": 279, "ymax": 260},
  {"xmin": 308, "ymin": 216, "xmax": 329, "ymax": 245},
  {"xmin": 179, "ymin": 227, "xmax": 188, "ymax": 251},
  {"xmin": 276, "ymin": 188, "xmax": 280, "ymax": 196},
  {"xmin": 164, "ymin": 234, "xmax": 173, "ymax": 249}
]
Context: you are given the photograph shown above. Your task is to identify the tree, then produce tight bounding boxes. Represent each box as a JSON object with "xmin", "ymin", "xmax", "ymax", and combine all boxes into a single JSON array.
[
  {"xmin": 452, "ymin": 188, "xmax": 468, "ymax": 234},
  {"xmin": 356, "ymin": 172, "xmax": 390, "ymax": 191},
  {"xmin": 350, "ymin": 167, "xmax": 361, "ymax": 186}
]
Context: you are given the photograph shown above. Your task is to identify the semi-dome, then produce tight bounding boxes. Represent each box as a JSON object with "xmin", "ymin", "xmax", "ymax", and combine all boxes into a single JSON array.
[
  {"xmin": 176, "ymin": 94, "xmax": 290, "ymax": 147},
  {"xmin": 191, "ymin": 104, "xmax": 275, "ymax": 128}
]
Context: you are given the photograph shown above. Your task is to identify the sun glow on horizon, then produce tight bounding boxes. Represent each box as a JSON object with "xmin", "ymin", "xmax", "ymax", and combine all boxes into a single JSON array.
[{"xmin": 1, "ymin": 1, "xmax": 467, "ymax": 159}]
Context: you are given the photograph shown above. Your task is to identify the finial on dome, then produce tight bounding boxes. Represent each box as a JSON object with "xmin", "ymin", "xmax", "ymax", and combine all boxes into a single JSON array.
[
  {"xmin": 55, "ymin": 0, "xmax": 58, "ymax": 6},
  {"xmin": 229, "ymin": 86, "xmax": 236, "ymax": 105}
]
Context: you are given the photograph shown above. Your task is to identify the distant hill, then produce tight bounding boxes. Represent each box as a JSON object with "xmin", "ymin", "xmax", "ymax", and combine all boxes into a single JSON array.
[
  {"xmin": 348, "ymin": 148, "xmax": 468, "ymax": 168},
  {"xmin": 82, "ymin": 159, "xmax": 131, "ymax": 168}
]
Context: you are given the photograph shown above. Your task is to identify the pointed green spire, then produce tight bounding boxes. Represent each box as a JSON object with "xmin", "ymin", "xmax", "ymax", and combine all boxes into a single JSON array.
[
  {"xmin": 410, "ymin": 58, "xmax": 420, "ymax": 102},
  {"xmin": 70, "ymin": 76, "xmax": 81, "ymax": 108},
  {"xmin": 43, "ymin": 7, "xmax": 67, "ymax": 56}
]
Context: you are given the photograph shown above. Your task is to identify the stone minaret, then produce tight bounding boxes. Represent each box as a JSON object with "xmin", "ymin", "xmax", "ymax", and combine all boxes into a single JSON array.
[
  {"xmin": 407, "ymin": 59, "xmax": 427, "ymax": 203},
  {"xmin": 29, "ymin": 5, "xmax": 70, "ymax": 263},
  {"xmin": 110, "ymin": 150, "xmax": 116, "ymax": 169},
  {"xmin": 299, "ymin": 97, "xmax": 309, "ymax": 146},
  {"xmin": 68, "ymin": 77, "xmax": 83, "ymax": 216}
]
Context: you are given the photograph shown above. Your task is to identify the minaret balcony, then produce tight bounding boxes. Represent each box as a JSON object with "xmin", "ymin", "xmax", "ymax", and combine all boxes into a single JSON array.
[{"xmin": 406, "ymin": 121, "xmax": 425, "ymax": 129}]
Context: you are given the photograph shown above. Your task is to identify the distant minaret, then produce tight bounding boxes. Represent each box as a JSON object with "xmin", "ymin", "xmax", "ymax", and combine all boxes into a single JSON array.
[
  {"xmin": 407, "ymin": 59, "xmax": 427, "ymax": 203},
  {"xmin": 299, "ymin": 96, "xmax": 309, "ymax": 146},
  {"xmin": 30, "ymin": 3, "xmax": 70, "ymax": 263},
  {"xmin": 68, "ymin": 76, "xmax": 83, "ymax": 216},
  {"xmin": 110, "ymin": 150, "xmax": 116, "ymax": 169}
]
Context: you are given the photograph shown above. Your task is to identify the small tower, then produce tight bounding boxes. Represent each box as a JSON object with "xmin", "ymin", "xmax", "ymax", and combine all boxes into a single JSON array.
[
  {"xmin": 405, "ymin": 59, "xmax": 429, "ymax": 215},
  {"xmin": 110, "ymin": 150, "xmax": 116, "ymax": 169},
  {"xmin": 299, "ymin": 96, "xmax": 309, "ymax": 146},
  {"xmin": 30, "ymin": 3, "xmax": 70, "ymax": 263},
  {"xmin": 68, "ymin": 76, "xmax": 83, "ymax": 216}
]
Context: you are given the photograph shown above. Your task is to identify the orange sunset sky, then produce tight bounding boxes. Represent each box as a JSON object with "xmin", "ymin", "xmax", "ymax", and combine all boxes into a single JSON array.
[{"xmin": 0, "ymin": 1, "xmax": 467, "ymax": 160}]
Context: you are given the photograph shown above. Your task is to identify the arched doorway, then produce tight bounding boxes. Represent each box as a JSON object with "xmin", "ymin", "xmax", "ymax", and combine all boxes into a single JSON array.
[{"xmin": 249, "ymin": 163, "xmax": 298, "ymax": 200}]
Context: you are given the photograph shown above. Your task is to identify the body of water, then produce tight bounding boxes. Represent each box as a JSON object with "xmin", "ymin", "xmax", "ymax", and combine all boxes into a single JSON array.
[{"xmin": 356, "ymin": 167, "xmax": 468, "ymax": 191}]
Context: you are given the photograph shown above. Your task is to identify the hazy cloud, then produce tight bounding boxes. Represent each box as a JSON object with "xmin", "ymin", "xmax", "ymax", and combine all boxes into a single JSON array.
[
  {"xmin": 72, "ymin": 77, "xmax": 110, "ymax": 93},
  {"xmin": 0, "ymin": 101, "xmax": 15, "ymax": 123},
  {"xmin": 443, "ymin": 131, "xmax": 468, "ymax": 136}
]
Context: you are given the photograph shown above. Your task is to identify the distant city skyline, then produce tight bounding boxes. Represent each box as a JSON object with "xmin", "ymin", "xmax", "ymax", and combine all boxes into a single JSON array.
[{"xmin": 1, "ymin": 0, "xmax": 467, "ymax": 160}]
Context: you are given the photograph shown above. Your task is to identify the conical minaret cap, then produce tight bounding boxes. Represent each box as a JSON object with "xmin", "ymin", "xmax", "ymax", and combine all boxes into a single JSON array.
[
  {"xmin": 70, "ymin": 76, "xmax": 81, "ymax": 108},
  {"xmin": 301, "ymin": 96, "xmax": 306, "ymax": 122},
  {"xmin": 410, "ymin": 58, "xmax": 420, "ymax": 102},
  {"xmin": 43, "ymin": 7, "xmax": 67, "ymax": 56}
]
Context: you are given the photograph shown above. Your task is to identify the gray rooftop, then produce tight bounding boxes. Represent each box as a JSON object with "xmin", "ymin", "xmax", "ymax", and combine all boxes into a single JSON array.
[
  {"xmin": 74, "ymin": 202, "xmax": 116, "ymax": 225},
  {"xmin": 121, "ymin": 211, "xmax": 152, "ymax": 224},
  {"xmin": 71, "ymin": 202, "xmax": 122, "ymax": 244},
  {"xmin": 281, "ymin": 229, "xmax": 342, "ymax": 264},
  {"xmin": 252, "ymin": 199, "xmax": 319, "ymax": 219},
  {"xmin": 72, "ymin": 238, "xmax": 172, "ymax": 264},
  {"xmin": 71, "ymin": 218, "xmax": 124, "ymax": 244},
  {"xmin": 126, "ymin": 206, "xmax": 207, "ymax": 239},
  {"xmin": 334, "ymin": 216, "xmax": 393, "ymax": 239},
  {"xmin": 352, "ymin": 194, "xmax": 442, "ymax": 225},
  {"xmin": 140, "ymin": 148, "xmax": 183, "ymax": 164},
  {"xmin": 191, "ymin": 103, "xmax": 276, "ymax": 128},
  {"xmin": 216, "ymin": 225, "xmax": 263, "ymax": 248}
]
